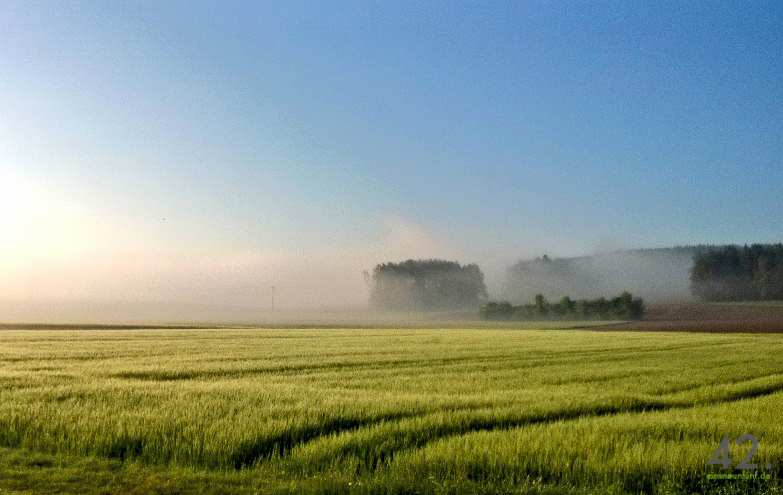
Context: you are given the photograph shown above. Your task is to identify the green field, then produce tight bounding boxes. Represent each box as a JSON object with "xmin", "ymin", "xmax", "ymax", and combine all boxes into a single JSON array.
[{"xmin": 1, "ymin": 327, "xmax": 783, "ymax": 495}]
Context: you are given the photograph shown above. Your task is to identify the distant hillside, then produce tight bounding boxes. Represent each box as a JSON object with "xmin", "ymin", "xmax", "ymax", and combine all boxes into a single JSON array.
[{"xmin": 504, "ymin": 247, "xmax": 705, "ymax": 303}]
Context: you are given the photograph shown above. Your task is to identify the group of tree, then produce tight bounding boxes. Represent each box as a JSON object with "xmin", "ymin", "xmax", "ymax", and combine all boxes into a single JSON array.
[
  {"xmin": 369, "ymin": 259, "xmax": 487, "ymax": 310},
  {"xmin": 690, "ymin": 244, "xmax": 783, "ymax": 301},
  {"xmin": 368, "ymin": 244, "xmax": 783, "ymax": 312},
  {"xmin": 480, "ymin": 292, "xmax": 644, "ymax": 321}
]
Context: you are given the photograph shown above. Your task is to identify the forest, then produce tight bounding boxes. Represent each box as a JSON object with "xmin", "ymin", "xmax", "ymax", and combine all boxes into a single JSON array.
[{"xmin": 690, "ymin": 244, "xmax": 783, "ymax": 301}]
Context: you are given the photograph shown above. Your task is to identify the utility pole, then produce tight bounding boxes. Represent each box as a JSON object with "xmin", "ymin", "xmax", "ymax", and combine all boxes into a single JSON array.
[{"xmin": 270, "ymin": 286, "xmax": 276, "ymax": 315}]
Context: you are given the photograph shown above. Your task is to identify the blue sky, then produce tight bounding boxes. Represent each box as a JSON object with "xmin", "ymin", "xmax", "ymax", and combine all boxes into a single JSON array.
[{"xmin": 1, "ymin": 1, "xmax": 781, "ymax": 308}]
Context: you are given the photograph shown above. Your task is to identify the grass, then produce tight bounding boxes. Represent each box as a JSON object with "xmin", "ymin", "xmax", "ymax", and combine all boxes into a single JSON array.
[{"xmin": 0, "ymin": 326, "xmax": 782, "ymax": 494}]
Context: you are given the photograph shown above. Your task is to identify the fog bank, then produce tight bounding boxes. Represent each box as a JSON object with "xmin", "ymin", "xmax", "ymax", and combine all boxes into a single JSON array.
[{"xmin": 504, "ymin": 248, "xmax": 697, "ymax": 304}]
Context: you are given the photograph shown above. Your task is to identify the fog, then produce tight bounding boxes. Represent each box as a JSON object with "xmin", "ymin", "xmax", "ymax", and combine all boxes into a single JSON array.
[
  {"xmin": 503, "ymin": 248, "xmax": 698, "ymax": 305},
  {"xmin": 0, "ymin": 174, "xmax": 700, "ymax": 323},
  {"xmin": 0, "ymin": 215, "xmax": 484, "ymax": 323},
  {"xmin": 0, "ymin": 240, "xmax": 700, "ymax": 325}
]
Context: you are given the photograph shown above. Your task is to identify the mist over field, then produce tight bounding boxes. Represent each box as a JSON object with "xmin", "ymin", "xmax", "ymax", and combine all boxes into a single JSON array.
[
  {"xmin": 0, "ymin": 178, "xmax": 765, "ymax": 323},
  {"xmin": 0, "ymin": 211, "xmax": 495, "ymax": 323},
  {"xmin": 0, "ymin": 177, "xmax": 774, "ymax": 323},
  {"xmin": 0, "ymin": 238, "xmax": 701, "ymax": 324},
  {"xmin": 504, "ymin": 248, "xmax": 698, "ymax": 304}
]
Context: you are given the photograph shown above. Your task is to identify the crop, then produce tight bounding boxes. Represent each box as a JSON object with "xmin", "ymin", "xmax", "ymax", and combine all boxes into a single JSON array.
[{"xmin": 0, "ymin": 327, "xmax": 782, "ymax": 494}]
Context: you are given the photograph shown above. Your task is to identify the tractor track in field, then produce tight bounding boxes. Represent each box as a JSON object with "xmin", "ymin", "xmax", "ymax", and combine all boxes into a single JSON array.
[{"xmin": 229, "ymin": 374, "xmax": 783, "ymax": 470}]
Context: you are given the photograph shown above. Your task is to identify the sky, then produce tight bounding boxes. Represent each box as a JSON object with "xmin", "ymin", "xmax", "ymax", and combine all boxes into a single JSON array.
[{"xmin": 1, "ymin": 1, "xmax": 782, "ymax": 312}]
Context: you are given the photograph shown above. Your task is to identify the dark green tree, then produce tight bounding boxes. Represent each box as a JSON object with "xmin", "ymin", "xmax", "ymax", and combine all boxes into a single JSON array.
[{"xmin": 479, "ymin": 292, "xmax": 644, "ymax": 321}]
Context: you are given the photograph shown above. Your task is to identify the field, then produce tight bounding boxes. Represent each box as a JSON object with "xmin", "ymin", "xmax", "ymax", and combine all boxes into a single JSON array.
[
  {"xmin": 1, "ymin": 323, "xmax": 783, "ymax": 494},
  {"xmin": 622, "ymin": 302, "xmax": 783, "ymax": 333}
]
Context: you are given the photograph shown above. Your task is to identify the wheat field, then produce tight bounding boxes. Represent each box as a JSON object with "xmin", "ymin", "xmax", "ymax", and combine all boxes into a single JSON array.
[{"xmin": 1, "ymin": 327, "xmax": 782, "ymax": 494}]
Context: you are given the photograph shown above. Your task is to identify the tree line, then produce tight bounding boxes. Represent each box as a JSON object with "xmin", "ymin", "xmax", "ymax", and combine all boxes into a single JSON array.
[
  {"xmin": 368, "ymin": 244, "xmax": 783, "ymax": 311},
  {"xmin": 479, "ymin": 292, "xmax": 644, "ymax": 321},
  {"xmin": 690, "ymin": 244, "xmax": 783, "ymax": 301}
]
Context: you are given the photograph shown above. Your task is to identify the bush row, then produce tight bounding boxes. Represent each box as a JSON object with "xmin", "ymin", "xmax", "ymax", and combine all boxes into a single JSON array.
[{"xmin": 480, "ymin": 292, "xmax": 644, "ymax": 320}]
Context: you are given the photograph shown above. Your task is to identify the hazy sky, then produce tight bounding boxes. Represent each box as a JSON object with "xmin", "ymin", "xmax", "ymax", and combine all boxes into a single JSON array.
[{"xmin": 1, "ymin": 1, "xmax": 782, "ymax": 310}]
